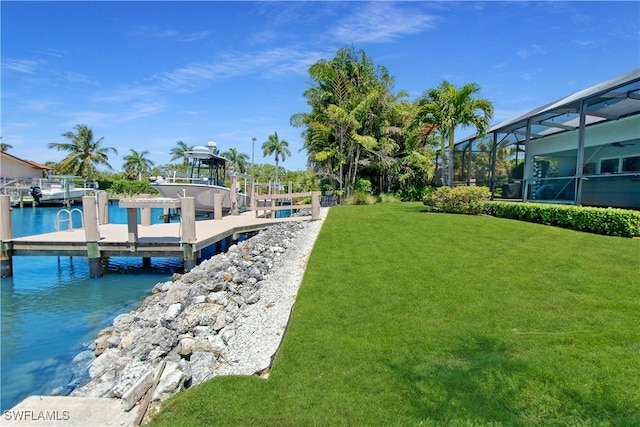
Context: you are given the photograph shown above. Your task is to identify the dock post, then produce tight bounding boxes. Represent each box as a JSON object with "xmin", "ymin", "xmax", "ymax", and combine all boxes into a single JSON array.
[
  {"xmin": 230, "ymin": 173, "xmax": 238, "ymax": 215},
  {"xmin": 311, "ymin": 191, "xmax": 320, "ymax": 220},
  {"xmin": 271, "ymin": 197, "xmax": 276, "ymax": 219},
  {"xmin": 98, "ymin": 191, "xmax": 109, "ymax": 224},
  {"xmin": 213, "ymin": 194, "xmax": 222, "ymax": 220},
  {"xmin": 140, "ymin": 194, "xmax": 151, "ymax": 226},
  {"xmin": 248, "ymin": 176, "xmax": 255, "ymax": 211},
  {"xmin": 82, "ymin": 196, "xmax": 103, "ymax": 278},
  {"xmin": 180, "ymin": 197, "xmax": 196, "ymax": 272},
  {"xmin": 0, "ymin": 195, "xmax": 13, "ymax": 278}
]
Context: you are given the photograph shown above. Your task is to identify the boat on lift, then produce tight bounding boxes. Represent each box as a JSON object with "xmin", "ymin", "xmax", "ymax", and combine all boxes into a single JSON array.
[
  {"xmin": 28, "ymin": 175, "xmax": 98, "ymax": 207},
  {"xmin": 150, "ymin": 142, "xmax": 248, "ymax": 216}
]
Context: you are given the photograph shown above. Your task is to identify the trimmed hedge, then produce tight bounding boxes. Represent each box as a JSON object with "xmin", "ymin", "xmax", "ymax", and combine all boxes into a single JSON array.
[
  {"xmin": 484, "ymin": 201, "xmax": 640, "ymax": 238},
  {"xmin": 423, "ymin": 186, "xmax": 491, "ymax": 215}
]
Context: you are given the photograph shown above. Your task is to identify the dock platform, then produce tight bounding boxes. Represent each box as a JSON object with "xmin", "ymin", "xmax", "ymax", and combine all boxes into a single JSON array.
[
  {"xmin": 0, "ymin": 191, "xmax": 321, "ymax": 277},
  {"xmin": 10, "ymin": 210, "xmax": 302, "ymax": 259}
]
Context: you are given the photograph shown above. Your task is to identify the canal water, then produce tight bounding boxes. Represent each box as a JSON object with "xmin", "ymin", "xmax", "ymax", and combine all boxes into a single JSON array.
[{"xmin": 1, "ymin": 204, "xmax": 183, "ymax": 411}]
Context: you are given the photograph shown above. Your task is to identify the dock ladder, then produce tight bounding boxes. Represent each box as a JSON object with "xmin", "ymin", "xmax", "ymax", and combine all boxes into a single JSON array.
[{"xmin": 55, "ymin": 208, "xmax": 84, "ymax": 231}]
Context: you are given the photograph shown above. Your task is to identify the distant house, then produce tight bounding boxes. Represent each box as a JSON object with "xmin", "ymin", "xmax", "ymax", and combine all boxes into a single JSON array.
[
  {"xmin": 453, "ymin": 69, "xmax": 640, "ymax": 210},
  {"xmin": 0, "ymin": 151, "xmax": 51, "ymax": 183}
]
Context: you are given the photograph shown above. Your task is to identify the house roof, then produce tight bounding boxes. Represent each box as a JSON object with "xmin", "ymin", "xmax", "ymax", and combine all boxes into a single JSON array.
[
  {"xmin": 456, "ymin": 69, "xmax": 640, "ymax": 150},
  {"xmin": 1, "ymin": 151, "xmax": 52, "ymax": 170}
]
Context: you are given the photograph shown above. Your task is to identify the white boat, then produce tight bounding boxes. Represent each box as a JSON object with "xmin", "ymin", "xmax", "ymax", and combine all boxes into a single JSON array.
[
  {"xmin": 150, "ymin": 142, "xmax": 248, "ymax": 216},
  {"xmin": 28, "ymin": 176, "xmax": 98, "ymax": 206}
]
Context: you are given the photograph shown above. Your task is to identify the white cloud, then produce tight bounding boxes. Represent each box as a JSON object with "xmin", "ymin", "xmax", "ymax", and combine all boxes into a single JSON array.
[
  {"xmin": 55, "ymin": 71, "xmax": 99, "ymax": 86},
  {"xmin": 330, "ymin": 2, "xmax": 437, "ymax": 44},
  {"xmin": 151, "ymin": 47, "xmax": 328, "ymax": 92},
  {"xmin": 131, "ymin": 26, "xmax": 210, "ymax": 42},
  {"xmin": 3, "ymin": 58, "xmax": 45, "ymax": 74},
  {"xmin": 516, "ymin": 44, "xmax": 546, "ymax": 58}
]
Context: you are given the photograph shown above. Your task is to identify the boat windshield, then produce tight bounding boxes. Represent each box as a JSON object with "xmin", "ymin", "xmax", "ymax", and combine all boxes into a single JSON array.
[{"xmin": 190, "ymin": 156, "xmax": 227, "ymax": 186}]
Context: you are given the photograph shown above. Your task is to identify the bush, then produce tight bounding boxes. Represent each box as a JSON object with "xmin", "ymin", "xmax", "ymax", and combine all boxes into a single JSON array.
[
  {"xmin": 377, "ymin": 193, "xmax": 402, "ymax": 203},
  {"xmin": 354, "ymin": 178, "xmax": 372, "ymax": 194},
  {"xmin": 108, "ymin": 180, "xmax": 159, "ymax": 196},
  {"xmin": 397, "ymin": 186, "xmax": 431, "ymax": 202},
  {"xmin": 423, "ymin": 186, "xmax": 491, "ymax": 215},
  {"xmin": 484, "ymin": 201, "xmax": 640, "ymax": 238},
  {"xmin": 343, "ymin": 192, "xmax": 377, "ymax": 205}
]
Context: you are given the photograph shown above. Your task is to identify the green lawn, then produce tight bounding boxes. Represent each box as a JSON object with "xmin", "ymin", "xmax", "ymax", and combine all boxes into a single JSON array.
[{"xmin": 151, "ymin": 203, "xmax": 640, "ymax": 426}]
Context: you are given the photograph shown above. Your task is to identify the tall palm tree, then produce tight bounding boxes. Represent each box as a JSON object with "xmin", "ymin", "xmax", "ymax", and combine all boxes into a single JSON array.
[
  {"xmin": 123, "ymin": 149, "xmax": 155, "ymax": 181},
  {"xmin": 221, "ymin": 147, "xmax": 250, "ymax": 173},
  {"xmin": 412, "ymin": 81, "xmax": 493, "ymax": 186},
  {"xmin": 170, "ymin": 141, "xmax": 193, "ymax": 168},
  {"xmin": 262, "ymin": 132, "xmax": 291, "ymax": 185},
  {"xmin": 48, "ymin": 124, "xmax": 117, "ymax": 180}
]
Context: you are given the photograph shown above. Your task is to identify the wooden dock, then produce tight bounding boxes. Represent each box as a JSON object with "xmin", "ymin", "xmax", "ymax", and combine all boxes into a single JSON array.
[
  {"xmin": 9, "ymin": 210, "xmax": 301, "ymax": 258},
  {"xmin": 0, "ymin": 191, "xmax": 321, "ymax": 278}
]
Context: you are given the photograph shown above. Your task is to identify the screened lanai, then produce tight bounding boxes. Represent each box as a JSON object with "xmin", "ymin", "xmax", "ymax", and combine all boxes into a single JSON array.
[{"xmin": 453, "ymin": 69, "xmax": 640, "ymax": 209}]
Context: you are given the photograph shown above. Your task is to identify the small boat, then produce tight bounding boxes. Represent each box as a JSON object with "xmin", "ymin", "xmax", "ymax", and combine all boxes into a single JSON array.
[
  {"xmin": 27, "ymin": 175, "xmax": 98, "ymax": 206},
  {"xmin": 150, "ymin": 142, "xmax": 248, "ymax": 216}
]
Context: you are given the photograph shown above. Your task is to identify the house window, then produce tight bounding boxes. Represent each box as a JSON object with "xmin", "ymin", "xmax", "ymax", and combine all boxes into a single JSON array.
[
  {"xmin": 599, "ymin": 157, "xmax": 620, "ymax": 174},
  {"xmin": 622, "ymin": 155, "xmax": 640, "ymax": 172}
]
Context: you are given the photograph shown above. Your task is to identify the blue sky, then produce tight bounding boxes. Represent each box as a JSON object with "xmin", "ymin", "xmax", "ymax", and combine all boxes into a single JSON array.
[{"xmin": 2, "ymin": 1, "xmax": 639, "ymax": 173}]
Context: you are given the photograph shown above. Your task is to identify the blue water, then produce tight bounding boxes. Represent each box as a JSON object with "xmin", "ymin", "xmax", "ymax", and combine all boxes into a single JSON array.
[{"xmin": 1, "ymin": 204, "xmax": 184, "ymax": 411}]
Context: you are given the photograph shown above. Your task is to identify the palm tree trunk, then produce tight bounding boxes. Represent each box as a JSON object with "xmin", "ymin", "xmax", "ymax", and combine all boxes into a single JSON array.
[
  {"xmin": 440, "ymin": 135, "xmax": 447, "ymax": 186},
  {"xmin": 447, "ymin": 133, "xmax": 455, "ymax": 187}
]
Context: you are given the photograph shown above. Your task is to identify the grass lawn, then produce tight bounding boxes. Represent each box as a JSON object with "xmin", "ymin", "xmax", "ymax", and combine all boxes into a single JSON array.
[{"xmin": 150, "ymin": 202, "xmax": 640, "ymax": 426}]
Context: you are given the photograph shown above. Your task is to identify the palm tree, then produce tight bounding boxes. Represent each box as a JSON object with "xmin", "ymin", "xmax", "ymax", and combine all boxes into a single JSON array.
[
  {"xmin": 170, "ymin": 141, "xmax": 193, "ymax": 168},
  {"xmin": 221, "ymin": 147, "xmax": 250, "ymax": 173},
  {"xmin": 0, "ymin": 137, "xmax": 12, "ymax": 152},
  {"xmin": 123, "ymin": 149, "xmax": 155, "ymax": 181},
  {"xmin": 412, "ymin": 81, "xmax": 493, "ymax": 186},
  {"xmin": 262, "ymin": 132, "xmax": 291, "ymax": 185},
  {"xmin": 48, "ymin": 124, "xmax": 117, "ymax": 180}
]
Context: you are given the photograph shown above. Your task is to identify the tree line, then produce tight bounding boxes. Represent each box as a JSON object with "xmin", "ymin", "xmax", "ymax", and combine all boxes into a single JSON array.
[
  {"xmin": 9, "ymin": 46, "xmax": 494, "ymax": 200},
  {"xmin": 291, "ymin": 46, "xmax": 494, "ymax": 197}
]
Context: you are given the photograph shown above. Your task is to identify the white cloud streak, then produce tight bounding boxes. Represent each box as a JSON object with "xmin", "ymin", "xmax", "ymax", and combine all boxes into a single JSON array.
[
  {"xmin": 516, "ymin": 44, "xmax": 546, "ymax": 58},
  {"xmin": 330, "ymin": 2, "xmax": 438, "ymax": 44},
  {"xmin": 3, "ymin": 58, "xmax": 45, "ymax": 74}
]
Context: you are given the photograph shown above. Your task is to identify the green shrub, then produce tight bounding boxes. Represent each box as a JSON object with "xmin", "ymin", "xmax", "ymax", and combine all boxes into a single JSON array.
[
  {"xmin": 108, "ymin": 180, "xmax": 159, "ymax": 196},
  {"xmin": 377, "ymin": 193, "xmax": 402, "ymax": 203},
  {"xmin": 343, "ymin": 192, "xmax": 377, "ymax": 205},
  {"xmin": 397, "ymin": 186, "xmax": 431, "ymax": 202},
  {"xmin": 423, "ymin": 186, "xmax": 491, "ymax": 215},
  {"xmin": 354, "ymin": 178, "xmax": 372, "ymax": 194},
  {"xmin": 484, "ymin": 201, "xmax": 640, "ymax": 238}
]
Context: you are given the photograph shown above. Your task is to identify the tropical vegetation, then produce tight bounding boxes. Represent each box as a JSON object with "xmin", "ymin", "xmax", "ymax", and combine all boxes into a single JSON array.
[
  {"xmin": 262, "ymin": 132, "xmax": 291, "ymax": 185},
  {"xmin": 170, "ymin": 140, "xmax": 194, "ymax": 168},
  {"xmin": 122, "ymin": 148, "xmax": 155, "ymax": 181},
  {"xmin": 47, "ymin": 124, "xmax": 117, "ymax": 180},
  {"xmin": 291, "ymin": 47, "xmax": 435, "ymax": 197},
  {"xmin": 19, "ymin": 46, "xmax": 501, "ymax": 200},
  {"xmin": 0, "ymin": 138, "xmax": 12, "ymax": 152},
  {"xmin": 410, "ymin": 80, "xmax": 494, "ymax": 187},
  {"xmin": 150, "ymin": 203, "xmax": 640, "ymax": 426},
  {"xmin": 221, "ymin": 147, "xmax": 250, "ymax": 174}
]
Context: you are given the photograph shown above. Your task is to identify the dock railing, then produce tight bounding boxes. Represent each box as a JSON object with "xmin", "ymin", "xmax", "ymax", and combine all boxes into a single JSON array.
[{"xmin": 253, "ymin": 191, "xmax": 321, "ymax": 220}]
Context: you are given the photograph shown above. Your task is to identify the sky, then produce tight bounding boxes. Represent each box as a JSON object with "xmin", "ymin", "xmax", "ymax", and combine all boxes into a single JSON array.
[{"xmin": 2, "ymin": 1, "xmax": 639, "ymax": 173}]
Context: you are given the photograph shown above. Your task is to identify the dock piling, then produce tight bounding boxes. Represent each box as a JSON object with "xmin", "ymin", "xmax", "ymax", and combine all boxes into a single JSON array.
[
  {"xmin": 140, "ymin": 194, "xmax": 151, "ymax": 226},
  {"xmin": 0, "ymin": 195, "xmax": 13, "ymax": 278},
  {"xmin": 180, "ymin": 197, "xmax": 196, "ymax": 272},
  {"xmin": 82, "ymin": 196, "xmax": 103, "ymax": 278},
  {"xmin": 98, "ymin": 191, "xmax": 109, "ymax": 224},
  {"xmin": 213, "ymin": 194, "xmax": 222, "ymax": 220}
]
